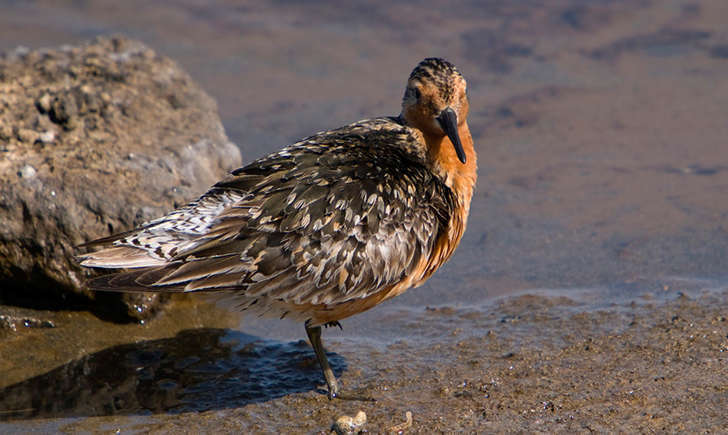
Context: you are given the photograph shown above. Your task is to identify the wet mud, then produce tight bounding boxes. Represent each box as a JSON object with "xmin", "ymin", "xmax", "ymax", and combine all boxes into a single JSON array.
[
  {"xmin": 1, "ymin": 328, "xmax": 345, "ymax": 419},
  {"xmin": 2, "ymin": 0, "xmax": 728, "ymax": 432},
  {"xmin": 2, "ymin": 286, "xmax": 726, "ymax": 432}
]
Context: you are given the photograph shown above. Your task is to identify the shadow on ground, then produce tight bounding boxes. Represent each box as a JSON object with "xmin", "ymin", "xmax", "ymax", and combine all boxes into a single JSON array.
[{"xmin": 0, "ymin": 328, "xmax": 344, "ymax": 420}]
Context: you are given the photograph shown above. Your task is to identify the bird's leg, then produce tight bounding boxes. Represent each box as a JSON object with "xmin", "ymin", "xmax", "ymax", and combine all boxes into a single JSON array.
[
  {"xmin": 305, "ymin": 321, "xmax": 340, "ymax": 399},
  {"xmin": 305, "ymin": 321, "xmax": 375, "ymax": 402}
]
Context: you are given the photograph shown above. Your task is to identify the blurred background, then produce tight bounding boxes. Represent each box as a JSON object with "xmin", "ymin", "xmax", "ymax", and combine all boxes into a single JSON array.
[{"xmin": 1, "ymin": 0, "xmax": 727, "ymax": 430}]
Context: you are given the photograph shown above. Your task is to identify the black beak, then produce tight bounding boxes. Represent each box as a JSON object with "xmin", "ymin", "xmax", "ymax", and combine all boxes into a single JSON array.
[{"xmin": 436, "ymin": 107, "xmax": 466, "ymax": 164}]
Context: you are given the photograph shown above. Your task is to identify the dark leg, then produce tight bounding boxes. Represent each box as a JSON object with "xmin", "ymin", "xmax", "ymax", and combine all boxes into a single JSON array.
[
  {"xmin": 304, "ymin": 321, "xmax": 375, "ymax": 402},
  {"xmin": 305, "ymin": 321, "xmax": 340, "ymax": 399}
]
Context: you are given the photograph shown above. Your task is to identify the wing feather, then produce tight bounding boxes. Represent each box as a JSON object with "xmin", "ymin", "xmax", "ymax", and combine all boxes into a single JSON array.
[{"xmin": 81, "ymin": 118, "xmax": 457, "ymax": 309}]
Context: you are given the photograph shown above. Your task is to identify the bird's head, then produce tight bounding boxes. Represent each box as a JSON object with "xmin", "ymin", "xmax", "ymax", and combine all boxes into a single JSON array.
[{"xmin": 401, "ymin": 58, "xmax": 469, "ymax": 164}]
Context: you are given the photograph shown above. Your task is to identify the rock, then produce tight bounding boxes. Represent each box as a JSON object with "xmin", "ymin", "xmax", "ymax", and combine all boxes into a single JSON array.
[
  {"xmin": 0, "ymin": 125, "xmax": 12, "ymax": 142},
  {"xmin": 38, "ymin": 130, "xmax": 55, "ymax": 144},
  {"xmin": 0, "ymin": 36, "xmax": 242, "ymax": 320},
  {"xmin": 331, "ymin": 410, "xmax": 367, "ymax": 435},
  {"xmin": 18, "ymin": 165, "xmax": 37, "ymax": 179},
  {"xmin": 36, "ymin": 93, "xmax": 52, "ymax": 114},
  {"xmin": 16, "ymin": 128, "xmax": 39, "ymax": 143}
]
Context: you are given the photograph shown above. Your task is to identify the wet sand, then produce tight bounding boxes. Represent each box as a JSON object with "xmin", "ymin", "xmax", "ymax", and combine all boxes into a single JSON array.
[
  {"xmin": 2, "ymin": 285, "xmax": 726, "ymax": 432},
  {"xmin": 2, "ymin": 0, "xmax": 728, "ymax": 432}
]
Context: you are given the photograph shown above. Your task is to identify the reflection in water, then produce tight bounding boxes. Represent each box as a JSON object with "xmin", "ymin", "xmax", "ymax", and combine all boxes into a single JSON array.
[{"xmin": 0, "ymin": 329, "xmax": 344, "ymax": 420}]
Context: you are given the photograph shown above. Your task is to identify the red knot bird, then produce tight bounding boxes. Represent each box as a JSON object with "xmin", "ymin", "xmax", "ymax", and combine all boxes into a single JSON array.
[{"xmin": 79, "ymin": 57, "xmax": 477, "ymax": 400}]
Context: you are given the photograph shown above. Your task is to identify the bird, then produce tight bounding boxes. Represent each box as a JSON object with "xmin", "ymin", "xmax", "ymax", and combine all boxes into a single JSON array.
[{"xmin": 78, "ymin": 57, "xmax": 477, "ymax": 401}]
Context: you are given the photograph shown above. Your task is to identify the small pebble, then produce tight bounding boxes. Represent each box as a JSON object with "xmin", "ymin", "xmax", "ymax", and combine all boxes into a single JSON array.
[
  {"xmin": 39, "ymin": 130, "xmax": 55, "ymax": 144},
  {"xmin": 37, "ymin": 93, "xmax": 52, "ymax": 113},
  {"xmin": 14, "ymin": 45, "xmax": 30, "ymax": 59},
  {"xmin": 0, "ymin": 125, "xmax": 12, "ymax": 141},
  {"xmin": 331, "ymin": 410, "xmax": 366, "ymax": 435},
  {"xmin": 18, "ymin": 164, "xmax": 36, "ymax": 179},
  {"xmin": 16, "ymin": 128, "xmax": 39, "ymax": 143},
  {"xmin": 0, "ymin": 315, "xmax": 18, "ymax": 332}
]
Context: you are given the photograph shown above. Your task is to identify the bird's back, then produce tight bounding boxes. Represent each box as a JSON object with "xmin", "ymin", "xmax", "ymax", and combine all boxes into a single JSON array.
[{"xmin": 80, "ymin": 116, "xmax": 459, "ymax": 323}]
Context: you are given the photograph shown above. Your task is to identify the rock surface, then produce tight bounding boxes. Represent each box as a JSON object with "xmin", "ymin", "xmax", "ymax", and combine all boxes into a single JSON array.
[{"xmin": 0, "ymin": 36, "xmax": 241, "ymax": 319}]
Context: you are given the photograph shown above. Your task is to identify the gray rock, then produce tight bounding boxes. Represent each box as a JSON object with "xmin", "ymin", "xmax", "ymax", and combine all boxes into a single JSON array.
[{"xmin": 0, "ymin": 36, "xmax": 242, "ymax": 320}]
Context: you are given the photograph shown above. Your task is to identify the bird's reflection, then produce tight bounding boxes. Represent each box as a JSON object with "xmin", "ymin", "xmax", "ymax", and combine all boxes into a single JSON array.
[{"xmin": 0, "ymin": 328, "xmax": 345, "ymax": 420}]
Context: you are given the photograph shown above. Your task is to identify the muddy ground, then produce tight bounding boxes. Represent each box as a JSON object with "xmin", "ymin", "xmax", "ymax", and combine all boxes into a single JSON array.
[
  {"xmin": 1, "ymin": 0, "xmax": 728, "ymax": 432},
  {"xmin": 1, "ymin": 285, "xmax": 726, "ymax": 432}
]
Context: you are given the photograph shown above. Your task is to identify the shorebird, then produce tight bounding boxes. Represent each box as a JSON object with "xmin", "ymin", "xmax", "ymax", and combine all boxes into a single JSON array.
[{"xmin": 79, "ymin": 57, "xmax": 477, "ymax": 400}]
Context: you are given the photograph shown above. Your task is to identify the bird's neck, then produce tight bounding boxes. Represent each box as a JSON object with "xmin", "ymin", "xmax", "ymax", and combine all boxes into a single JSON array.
[
  {"xmin": 423, "ymin": 122, "xmax": 477, "ymax": 211},
  {"xmin": 411, "ymin": 122, "xmax": 477, "ymax": 288}
]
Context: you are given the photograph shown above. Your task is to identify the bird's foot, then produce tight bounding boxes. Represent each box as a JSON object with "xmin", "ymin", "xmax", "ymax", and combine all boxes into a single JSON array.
[
  {"xmin": 325, "ymin": 384, "xmax": 376, "ymax": 402},
  {"xmin": 306, "ymin": 321, "xmax": 373, "ymax": 401},
  {"xmin": 329, "ymin": 391, "xmax": 377, "ymax": 402},
  {"xmin": 324, "ymin": 320, "xmax": 343, "ymax": 330}
]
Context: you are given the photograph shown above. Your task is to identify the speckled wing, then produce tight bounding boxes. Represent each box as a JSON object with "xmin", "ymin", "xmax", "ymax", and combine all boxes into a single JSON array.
[{"xmin": 87, "ymin": 118, "xmax": 456, "ymax": 306}]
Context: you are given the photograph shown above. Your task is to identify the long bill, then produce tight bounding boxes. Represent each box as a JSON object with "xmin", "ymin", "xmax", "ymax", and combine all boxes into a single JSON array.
[{"xmin": 436, "ymin": 107, "xmax": 466, "ymax": 164}]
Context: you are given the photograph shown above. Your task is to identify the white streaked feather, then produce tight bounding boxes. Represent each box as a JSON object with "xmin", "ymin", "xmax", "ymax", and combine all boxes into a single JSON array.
[{"xmin": 79, "ymin": 246, "xmax": 168, "ymax": 268}]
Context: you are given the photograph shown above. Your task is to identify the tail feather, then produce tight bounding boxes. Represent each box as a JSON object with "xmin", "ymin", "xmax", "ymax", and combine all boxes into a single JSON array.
[
  {"xmin": 78, "ymin": 246, "xmax": 168, "ymax": 269},
  {"xmin": 76, "ymin": 230, "xmax": 138, "ymax": 248},
  {"xmin": 87, "ymin": 267, "xmax": 187, "ymax": 292},
  {"xmin": 87, "ymin": 268, "xmax": 180, "ymax": 292},
  {"xmin": 86, "ymin": 265, "xmax": 244, "ymax": 293}
]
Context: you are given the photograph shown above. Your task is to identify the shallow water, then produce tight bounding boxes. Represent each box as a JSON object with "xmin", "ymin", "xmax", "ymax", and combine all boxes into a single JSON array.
[
  {"xmin": 2, "ymin": 284, "xmax": 726, "ymax": 431},
  {"xmin": 1, "ymin": 0, "xmax": 728, "ymax": 431}
]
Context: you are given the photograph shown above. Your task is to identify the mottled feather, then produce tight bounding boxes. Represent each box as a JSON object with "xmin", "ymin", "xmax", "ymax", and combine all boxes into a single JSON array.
[{"xmin": 80, "ymin": 117, "xmax": 457, "ymax": 310}]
